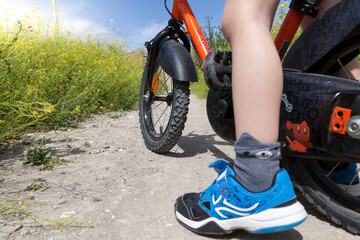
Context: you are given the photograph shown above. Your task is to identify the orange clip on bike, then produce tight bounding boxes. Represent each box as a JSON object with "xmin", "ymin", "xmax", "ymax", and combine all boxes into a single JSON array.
[{"xmin": 139, "ymin": 0, "xmax": 360, "ymax": 234}]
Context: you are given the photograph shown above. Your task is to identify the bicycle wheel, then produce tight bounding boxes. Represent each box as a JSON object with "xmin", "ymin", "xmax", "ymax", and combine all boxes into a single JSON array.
[
  {"xmin": 284, "ymin": 36, "xmax": 360, "ymax": 234},
  {"xmin": 139, "ymin": 57, "xmax": 190, "ymax": 153}
]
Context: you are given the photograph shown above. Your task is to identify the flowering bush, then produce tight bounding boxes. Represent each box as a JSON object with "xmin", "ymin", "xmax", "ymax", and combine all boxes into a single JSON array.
[{"xmin": 0, "ymin": 15, "xmax": 143, "ymax": 140}]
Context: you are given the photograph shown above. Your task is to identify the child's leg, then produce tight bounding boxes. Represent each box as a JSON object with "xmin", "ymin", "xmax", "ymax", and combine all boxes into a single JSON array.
[
  {"xmin": 221, "ymin": 0, "xmax": 284, "ymax": 192},
  {"xmin": 174, "ymin": 0, "xmax": 307, "ymax": 235},
  {"xmin": 302, "ymin": 0, "xmax": 360, "ymax": 80},
  {"xmin": 222, "ymin": 0, "xmax": 282, "ymax": 143}
]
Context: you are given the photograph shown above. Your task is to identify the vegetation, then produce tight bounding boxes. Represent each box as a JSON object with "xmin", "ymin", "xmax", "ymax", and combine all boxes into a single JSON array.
[
  {"xmin": 20, "ymin": 137, "xmax": 71, "ymax": 170},
  {"xmin": 0, "ymin": 197, "xmax": 84, "ymax": 229},
  {"xmin": 0, "ymin": 15, "xmax": 143, "ymax": 142}
]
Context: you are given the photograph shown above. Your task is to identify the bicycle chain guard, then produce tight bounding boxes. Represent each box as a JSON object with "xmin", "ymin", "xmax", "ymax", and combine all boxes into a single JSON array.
[
  {"xmin": 280, "ymin": 71, "xmax": 360, "ymax": 162},
  {"xmin": 203, "ymin": 50, "xmax": 232, "ymax": 91}
]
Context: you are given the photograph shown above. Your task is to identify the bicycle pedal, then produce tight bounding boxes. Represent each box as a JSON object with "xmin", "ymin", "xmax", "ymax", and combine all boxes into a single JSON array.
[{"xmin": 203, "ymin": 50, "xmax": 232, "ymax": 91}]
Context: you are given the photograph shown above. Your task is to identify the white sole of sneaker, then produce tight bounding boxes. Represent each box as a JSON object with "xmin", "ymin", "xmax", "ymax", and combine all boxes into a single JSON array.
[
  {"xmin": 337, "ymin": 183, "xmax": 360, "ymax": 197},
  {"xmin": 176, "ymin": 201, "xmax": 307, "ymax": 234}
]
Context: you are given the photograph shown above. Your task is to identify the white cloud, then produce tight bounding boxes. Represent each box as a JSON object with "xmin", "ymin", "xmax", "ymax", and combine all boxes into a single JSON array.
[
  {"xmin": 60, "ymin": 18, "xmax": 110, "ymax": 36},
  {"xmin": 139, "ymin": 22, "xmax": 168, "ymax": 41},
  {"xmin": 129, "ymin": 21, "xmax": 168, "ymax": 49},
  {"xmin": 0, "ymin": 0, "xmax": 109, "ymax": 36}
]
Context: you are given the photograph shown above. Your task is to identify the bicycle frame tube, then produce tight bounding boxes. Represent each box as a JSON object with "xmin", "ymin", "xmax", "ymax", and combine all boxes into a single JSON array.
[
  {"xmin": 171, "ymin": 0, "xmax": 211, "ymax": 62},
  {"xmin": 275, "ymin": 9, "xmax": 304, "ymax": 60},
  {"xmin": 275, "ymin": 0, "xmax": 322, "ymax": 60}
]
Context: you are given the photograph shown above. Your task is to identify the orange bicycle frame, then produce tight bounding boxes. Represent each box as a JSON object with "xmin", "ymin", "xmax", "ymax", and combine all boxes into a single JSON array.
[{"xmin": 171, "ymin": 0, "xmax": 211, "ymax": 62}]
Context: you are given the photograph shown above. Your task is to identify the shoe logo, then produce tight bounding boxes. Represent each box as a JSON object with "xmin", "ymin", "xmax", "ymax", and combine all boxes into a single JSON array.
[
  {"xmin": 212, "ymin": 195, "xmax": 222, "ymax": 205},
  {"xmin": 212, "ymin": 194, "xmax": 259, "ymax": 219}
]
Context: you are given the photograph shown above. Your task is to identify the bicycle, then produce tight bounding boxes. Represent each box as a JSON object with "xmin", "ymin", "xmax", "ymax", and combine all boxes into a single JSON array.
[{"xmin": 138, "ymin": 0, "xmax": 360, "ymax": 234}]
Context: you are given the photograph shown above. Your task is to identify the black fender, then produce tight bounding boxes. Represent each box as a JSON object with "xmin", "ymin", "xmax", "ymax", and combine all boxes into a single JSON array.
[
  {"xmin": 158, "ymin": 38, "xmax": 198, "ymax": 82},
  {"xmin": 283, "ymin": 0, "xmax": 360, "ymax": 72}
]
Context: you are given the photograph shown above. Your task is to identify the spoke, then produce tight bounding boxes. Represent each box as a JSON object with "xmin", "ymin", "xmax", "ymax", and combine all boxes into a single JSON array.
[
  {"xmin": 337, "ymin": 58, "xmax": 351, "ymax": 80},
  {"xmin": 158, "ymin": 70, "xmax": 169, "ymax": 94},
  {"xmin": 326, "ymin": 162, "xmax": 342, "ymax": 177},
  {"xmin": 148, "ymin": 101, "xmax": 165, "ymax": 114},
  {"xmin": 152, "ymin": 105, "xmax": 169, "ymax": 130},
  {"xmin": 344, "ymin": 166, "xmax": 360, "ymax": 193},
  {"xmin": 152, "ymin": 104, "xmax": 161, "ymax": 128},
  {"xmin": 161, "ymin": 107, "xmax": 171, "ymax": 131}
]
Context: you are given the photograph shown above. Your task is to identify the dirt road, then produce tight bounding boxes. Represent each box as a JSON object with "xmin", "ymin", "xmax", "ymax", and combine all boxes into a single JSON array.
[{"xmin": 0, "ymin": 95, "xmax": 358, "ymax": 240}]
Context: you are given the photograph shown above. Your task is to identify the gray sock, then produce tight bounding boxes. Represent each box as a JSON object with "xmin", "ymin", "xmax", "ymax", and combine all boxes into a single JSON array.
[{"xmin": 233, "ymin": 132, "xmax": 281, "ymax": 193}]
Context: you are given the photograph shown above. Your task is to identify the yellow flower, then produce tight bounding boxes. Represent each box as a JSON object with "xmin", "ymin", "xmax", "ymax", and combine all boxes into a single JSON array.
[
  {"xmin": 44, "ymin": 105, "xmax": 56, "ymax": 114},
  {"xmin": 62, "ymin": 60, "xmax": 67, "ymax": 64},
  {"xmin": 100, "ymin": 106, "xmax": 103, "ymax": 109},
  {"xmin": 110, "ymin": 19, "xmax": 114, "ymax": 23}
]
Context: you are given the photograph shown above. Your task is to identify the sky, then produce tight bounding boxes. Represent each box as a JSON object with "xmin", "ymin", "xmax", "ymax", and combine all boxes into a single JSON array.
[{"xmin": 0, "ymin": 0, "xmax": 287, "ymax": 49}]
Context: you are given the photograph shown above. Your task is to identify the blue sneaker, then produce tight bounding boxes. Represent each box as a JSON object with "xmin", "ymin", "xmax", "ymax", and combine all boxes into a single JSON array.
[
  {"xmin": 174, "ymin": 159, "xmax": 307, "ymax": 235},
  {"xmin": 329, "ymin": 163, "xmax": 360, "ymax": 197}
]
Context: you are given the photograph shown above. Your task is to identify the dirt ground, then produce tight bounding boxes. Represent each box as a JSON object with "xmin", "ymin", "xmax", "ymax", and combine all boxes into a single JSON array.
[{"xmin": 0, "ymin": 95, "xmax": 358, "ymax": 240}]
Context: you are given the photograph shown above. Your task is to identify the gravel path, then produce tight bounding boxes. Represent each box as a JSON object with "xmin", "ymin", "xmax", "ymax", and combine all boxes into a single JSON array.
[{"xmin": 0, "ymin": 95, "xmax": 358, "ymax": 240}]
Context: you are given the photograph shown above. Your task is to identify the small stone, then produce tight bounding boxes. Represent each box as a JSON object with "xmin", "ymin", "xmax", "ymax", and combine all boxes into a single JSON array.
[
  {"xmin": 60, "ymin": 211, "xmax": 76, "ymax": 218},
  {"xmin": 103, "ymin": 145, "xmax": 110, "ymax": 149},
  {"xmin": 57, "ymin": 200, "xmax": 66, "ymax": 205},
  {"xmin": 166, "ymin": 224, "xmax": 173, "ymax": 227},
  {"xmin": 13, "ymin": 224, "xmax": 23, "ymax": 232}
]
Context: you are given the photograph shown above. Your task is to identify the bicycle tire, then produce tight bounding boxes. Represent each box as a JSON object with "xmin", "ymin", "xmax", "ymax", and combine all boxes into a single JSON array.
[
  {"xmin": 139, "ymin": 58, "xmax": 190, "ymax": 154},
  {"xmin": 284, "ymin": 36, "xmax": 360, "ymax": 234}
]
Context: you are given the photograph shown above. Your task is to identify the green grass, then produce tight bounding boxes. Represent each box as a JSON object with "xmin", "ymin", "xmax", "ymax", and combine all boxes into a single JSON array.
[
  {"xmin": 190, "ymin": 67, "xmax": 208, "ymax": 99},
  {"xmin": 0, "ymin": 197, "xmax": 85, "ymax": 229},
  {"xmin": 0, "ymin": 20, "xmax": 143, "ymax": 142}
]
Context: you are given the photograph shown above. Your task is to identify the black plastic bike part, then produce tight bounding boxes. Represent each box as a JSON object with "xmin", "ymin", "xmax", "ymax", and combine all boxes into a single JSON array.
[
  {"xmin": 279, "ymin": 71, "xmax": 360, "ymax": 162},
  {"xmin": 203, "ymin": 50, "xmax": 232, "ymax": 91},
  {"xmin": 206, "ymin": 90, "xmax": 235, "ymax": 143},
  {"xmin": 158, "ymin": 38, "xmax": 198, "ymax": 82},
  {"xmin": 283, "ymin": 0, "xmax": 360, "ymax": 72},
  {"xmin": 289, "ymin": 0, "xmax": 322, "ymax": 18},
  {"xmin": 206, "ymin": 69, "xmax": 360, "ymax": 162},
  {"xmin": 143, "ymin": 20, "xmax": 192, "ymax": 93}
]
